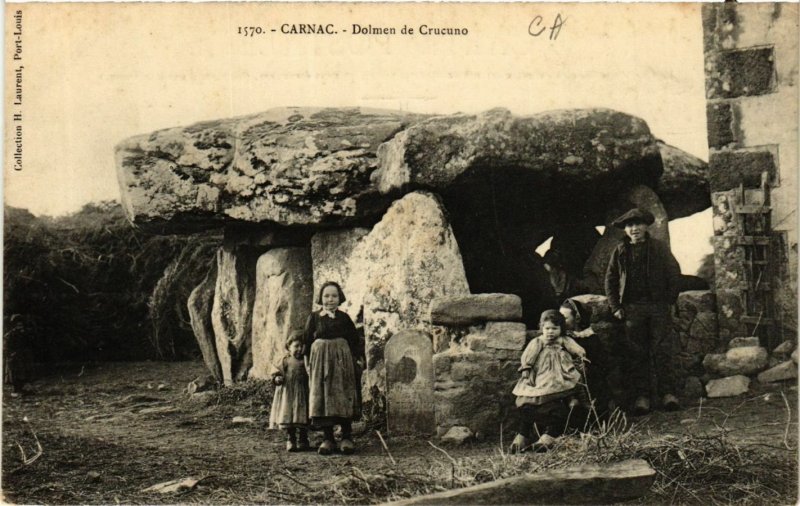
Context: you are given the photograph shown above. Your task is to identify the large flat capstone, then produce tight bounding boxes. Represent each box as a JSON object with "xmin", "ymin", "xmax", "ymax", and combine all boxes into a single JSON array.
[{"xmin": 115, "ymin": 107, "xmax": 708, "ymax": 232}]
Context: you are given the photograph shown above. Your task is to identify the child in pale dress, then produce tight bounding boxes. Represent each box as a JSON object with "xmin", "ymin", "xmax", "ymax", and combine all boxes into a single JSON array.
[
  {"xmin": 269, "ymin": 333, "xmax": 310, "ymax": 452},
  {"xmin": 510, "ymin": 310, "xmax": 587, "ymax": 453}
]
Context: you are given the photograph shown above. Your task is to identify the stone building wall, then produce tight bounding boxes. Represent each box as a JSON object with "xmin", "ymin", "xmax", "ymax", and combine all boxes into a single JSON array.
[{"xmin": 703, "ymin": 4, "xmax": 799, "ymax": 344}]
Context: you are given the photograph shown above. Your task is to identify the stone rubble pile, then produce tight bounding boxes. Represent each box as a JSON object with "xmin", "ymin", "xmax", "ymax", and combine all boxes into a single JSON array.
[{"xmin": 701, "ymin": 337, "xmax": 797, "ymax": 398}]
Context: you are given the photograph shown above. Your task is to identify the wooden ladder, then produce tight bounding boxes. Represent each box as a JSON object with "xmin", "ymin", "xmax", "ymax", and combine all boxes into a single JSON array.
[{"xmin": 731, "ymin": 171, "xmax": 775, "ymax": 349}]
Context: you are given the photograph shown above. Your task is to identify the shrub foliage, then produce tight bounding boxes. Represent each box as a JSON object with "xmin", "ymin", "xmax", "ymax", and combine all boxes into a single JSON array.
[{"xmin": 4, "ymin": 202, "xmax": 219, "ymax": 365}]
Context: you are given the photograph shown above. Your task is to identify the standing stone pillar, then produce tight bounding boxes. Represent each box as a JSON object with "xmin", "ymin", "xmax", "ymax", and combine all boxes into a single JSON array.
[
  {"xmin": 356, "ymin": 192, "xmax": 471, "ymax": 394},
  {"xmin": 309, "ymin": 192, "xmax": 470, "ymax": 398},
  {"xmin": 310, "ymin": 228, "xmax": 370, "ymax": 322},
  {"xmin": 188, "ymin": 261, "xmax": 223, "ymax": 382},
  {"xmin": 251, "ymin": 247, "xmax": 313, "ymax": 379},
  {"xmin": 212, "ymin": 245, "xmax": 258, "ymax": 385}
]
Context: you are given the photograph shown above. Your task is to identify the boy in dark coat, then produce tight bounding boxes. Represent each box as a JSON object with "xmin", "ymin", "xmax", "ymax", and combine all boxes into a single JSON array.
[{"xmin": 605, "ymin": 208, "xmax": 682, "ymax": 415}]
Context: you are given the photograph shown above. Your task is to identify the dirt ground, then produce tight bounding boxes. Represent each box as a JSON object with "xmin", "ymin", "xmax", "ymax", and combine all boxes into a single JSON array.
[{"xmin": 2, "ymin": 361, "xmax": 798, "ymax": 505}]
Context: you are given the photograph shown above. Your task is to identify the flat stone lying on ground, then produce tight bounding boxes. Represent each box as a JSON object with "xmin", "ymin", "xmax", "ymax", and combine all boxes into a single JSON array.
[
  {"xmin": 757, "ymin": 361, "xmax": 798, "ymax": 383},
  {"xmin": 143, "ymin": 477, "xmax": 200, "ymax": 494},
  {"xmin": 429, "ymin": 294, "xmax": 522, "ymax": 326},
  {"xmin": 706, "ymin": 375, "xmax": 750, "ymax": 398},
  {"xmin": 384, "ymin": 459, "xmax": 656, "ymax": 505}
]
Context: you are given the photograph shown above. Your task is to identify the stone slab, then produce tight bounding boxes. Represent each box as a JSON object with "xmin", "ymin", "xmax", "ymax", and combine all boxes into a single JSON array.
[
  {"xmin": 187, "ymin": 263, "xmax": 222, "ymax": 383},
  {"xmin": 440, "ymin": 426, "xmax": 473, "ymax": 445},
  {"xmin": 677, "ymin": 290, "xmax": 716, "ymax": 315},
  {"xmin": 464, "ymin": 334, "xmax": 488, "ymax": 352},
  {"xmin": 115, "ymin": 108, "xmax": 708, "ymax": 232},
  {"xmin": 250, "ymin": 248, "xmax": 313, "ymax": 379},
  {"xmin": 211, "ymin": 245, "xmax": 257, "ymax": 385},
  {"xmin": 429, "ymin": 294, "xmax": 522, "ymax": 326},
  {"xmin": 384, "ymin": 459, "xmax": 656, "ymax": 505},
  {"xmin": 773, "ymin": 340, "xmax": 795, "ymax": 356}
]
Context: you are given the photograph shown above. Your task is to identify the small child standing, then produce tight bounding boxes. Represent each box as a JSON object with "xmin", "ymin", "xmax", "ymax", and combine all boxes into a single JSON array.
[
  {"xmin": 269, "ymin": 334, "xmax": 310, "ymax": 452},
  {"xmin": 510, "ymin": 310, "xmax": 587, "ymax": 453},
  {"xmin": 304, "ymin": 281, "xmax": 362, "ymax": 455}
]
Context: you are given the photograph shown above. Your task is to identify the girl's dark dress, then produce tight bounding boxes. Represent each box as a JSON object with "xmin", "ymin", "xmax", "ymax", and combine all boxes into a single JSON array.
[{"xmin": 304, "ymin": 309, "xmax": 360, "ymax": 427}]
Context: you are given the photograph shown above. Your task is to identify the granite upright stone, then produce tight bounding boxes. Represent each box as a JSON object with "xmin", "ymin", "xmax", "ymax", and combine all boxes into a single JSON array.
[
  {"xmin": 187, "ymin": 263, "xmax": 222, "ymax": 383},
  {"xmin": 352, "ymin": 192, "xmax": 470, "ymax": 393},
  {"xmin": 211, "ymin": 245, "xmax": 258, "ymax": 385},
  {"xmin": 250, "ymin": 248, "xmax": 313, "ymax": 379}
]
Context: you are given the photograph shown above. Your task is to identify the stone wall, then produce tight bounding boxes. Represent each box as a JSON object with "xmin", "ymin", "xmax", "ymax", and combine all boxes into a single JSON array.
[
  {"xmin": 430, "ymin": 295, "xmax": 525, "ymax": 439},
  {"xmin": 703, "ymin": 4, "xmax": 799, "ymax": 345}
]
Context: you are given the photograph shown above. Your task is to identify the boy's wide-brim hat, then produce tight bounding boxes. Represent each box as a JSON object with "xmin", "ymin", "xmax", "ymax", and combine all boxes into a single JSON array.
[{"xmin": 612, "ymin": 208, "xmax": 655, "ymax": 228}]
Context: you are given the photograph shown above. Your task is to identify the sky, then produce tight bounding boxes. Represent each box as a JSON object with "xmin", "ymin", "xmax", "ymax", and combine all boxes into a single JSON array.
[{"xmin": 3, "ymin": 2, "xmax": 713, "ymax": 272}]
